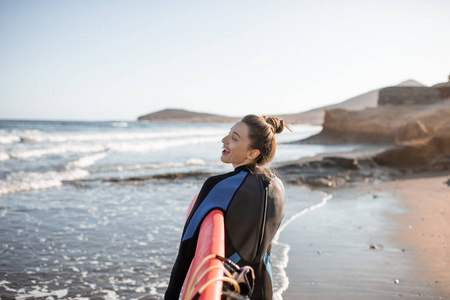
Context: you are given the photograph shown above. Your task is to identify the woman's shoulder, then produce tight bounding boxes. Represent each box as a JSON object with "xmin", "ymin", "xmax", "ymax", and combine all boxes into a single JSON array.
[
  {"xmin": 256, "ymin": 169, "xmax": 285, "ymax": 195},
  {"xmin": 201, "ymin": 168, "xmax": 246, "ymax": 190},
  {"xmin": 206, "ymin": 168, "xmax": 239, "ymax": 181}
]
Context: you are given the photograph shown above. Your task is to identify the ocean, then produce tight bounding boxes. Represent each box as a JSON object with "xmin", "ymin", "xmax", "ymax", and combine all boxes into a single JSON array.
[{"xmin": 0, "ymin": 120, "xmax": 357, "ymax": 299}]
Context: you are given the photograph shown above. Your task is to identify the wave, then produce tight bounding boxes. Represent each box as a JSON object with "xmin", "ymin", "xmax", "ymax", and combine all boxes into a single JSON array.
[
  {"xmin": 90, "ymin": 158, "xmax": 222, "ymax": 174},
  {"xmin": 0, "ymin": 134, "xmax": 21, "ymax": 144},
  {"xmin": 0, "ymin": 152, "xmax": 10, "ymax": 161},
  {"xmin": 0, "ymin": 156, "xmax": 217, "ymax": 196},
  {"xmin": 272, "ymin": 193, "xmax": 332, "ymax": 300},
  {"xmin": 105, "ymin": 136, "xmax": 219, "ymax": 153},
  {"xmin": 91, "ymin": 162, "xmax": 186, "ymax": 173},
  {"xmin": 7, "ymin": 137, "xmax": 219, "ymax": 159},
  {"xmin": 0, "ymin": 128, "xmax": 225, "ymax": 144},
  {"xmin": 111, "ymin": 122, "xmax": 128, "ymax": 127},
  {"xmin": 63, "ymin": 152, "xmax": 108, "ymax": 170},
  {"xmin": 9, "ymin": 144, "xmax": 106, "ymax": 159},
  {"xmin": 0, "ymin": 129, "xmax": 44, "ymax": 144},
  {"xmin": 1, "ymin": 281, "xmax": 69, "ymax": 300},
  {"xmin": 0, "ymin": 168, "xmax": 89, "ymax": 196}
]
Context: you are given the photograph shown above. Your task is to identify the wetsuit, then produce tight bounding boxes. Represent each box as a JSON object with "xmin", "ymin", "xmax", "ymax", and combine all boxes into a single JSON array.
[{"xmin": 165, "ymin": 165, "xmax": 285, "ymax": 300}]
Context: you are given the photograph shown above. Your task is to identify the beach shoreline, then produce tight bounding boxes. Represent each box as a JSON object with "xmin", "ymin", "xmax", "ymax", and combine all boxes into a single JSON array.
[{"xmin": 279, "ymin": 170, "xmax": 449, "ymax": 299}]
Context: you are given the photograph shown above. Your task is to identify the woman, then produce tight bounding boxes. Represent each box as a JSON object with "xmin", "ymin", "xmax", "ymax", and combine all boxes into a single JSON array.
[{"xmin": 165, "ymin": 115, "xmax": 289, "ymax": 300}]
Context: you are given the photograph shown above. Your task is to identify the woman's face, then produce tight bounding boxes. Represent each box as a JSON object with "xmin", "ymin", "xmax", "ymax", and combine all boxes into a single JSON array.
[{"xmin": 221, "ymin": 122, "xmax": 259, "ymax": 168}]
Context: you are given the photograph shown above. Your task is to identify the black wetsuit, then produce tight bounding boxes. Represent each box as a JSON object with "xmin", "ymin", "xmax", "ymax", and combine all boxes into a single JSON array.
[{"xmin": 165, "ymin": 165, "xmax": 285, "ymax": 300}]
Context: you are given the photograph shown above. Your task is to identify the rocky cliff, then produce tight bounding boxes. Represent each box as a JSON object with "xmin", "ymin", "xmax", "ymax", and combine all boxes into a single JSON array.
[
  {"xmin": 302, "ymin": 98, "xmax": 450, "ymax": 168},
  {"xmin": 277, "ymin": 79, "xmax": 425, "ymax": 125},
  {"xmin": 303, "ymin": 103, "xmax": 436, "ymax": 144},
  {"xmin": 374, "ymin": 101, "xmax": 450, "ymax": 168}
]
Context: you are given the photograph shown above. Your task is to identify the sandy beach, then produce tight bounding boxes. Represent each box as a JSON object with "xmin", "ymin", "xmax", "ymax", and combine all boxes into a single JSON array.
[{"xmin": 280, "ymin": 172, "xmax": 449, "ymax": 299}]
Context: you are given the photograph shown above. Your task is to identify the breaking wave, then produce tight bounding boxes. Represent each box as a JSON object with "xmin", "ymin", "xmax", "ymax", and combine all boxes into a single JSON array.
[
  {"xmin": 0, "ymin": 168, "xmax": 90, "ymax": 196},
  {"xmin": 7, "ymin": 137, "xmax": 219, "ymax": 159},
  {"xmin": 0, "ymin": 128, "xmax": 225, "ymax": 144}
]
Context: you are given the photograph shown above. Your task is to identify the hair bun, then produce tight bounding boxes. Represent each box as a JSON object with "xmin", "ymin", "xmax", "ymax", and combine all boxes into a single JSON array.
[{"xmin": 263, "ymin": 116, "xmax": 287, "ymax": 134}]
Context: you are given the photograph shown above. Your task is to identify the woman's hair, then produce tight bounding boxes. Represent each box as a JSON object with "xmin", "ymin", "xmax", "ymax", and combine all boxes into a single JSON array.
[{"xmin": 241, "ymin": 115, "xmax": 291, "ymax": 171}]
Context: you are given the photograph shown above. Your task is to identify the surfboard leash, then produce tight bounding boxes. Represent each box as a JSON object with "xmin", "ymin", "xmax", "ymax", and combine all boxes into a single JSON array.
[{"xmin": 184, "ymin": 254, "xmax": 255, "ymax": 300}]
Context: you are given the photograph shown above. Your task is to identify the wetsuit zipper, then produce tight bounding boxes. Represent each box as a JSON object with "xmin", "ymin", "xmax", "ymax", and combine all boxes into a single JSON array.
[{"xmin": 256, "ymin": 185, "xmax": 268, "ymax": 260}]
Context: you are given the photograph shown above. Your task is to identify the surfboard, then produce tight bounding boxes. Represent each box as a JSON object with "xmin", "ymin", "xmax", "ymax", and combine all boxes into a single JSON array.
[{"xmin": 181, "ymin": 196, "xmax": 225, "ymax": 300}]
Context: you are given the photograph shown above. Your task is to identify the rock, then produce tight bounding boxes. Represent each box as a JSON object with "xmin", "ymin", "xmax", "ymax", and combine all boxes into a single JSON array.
[
  {"xmin": 305, "ymin": 108, "xmax": 398, "ymax": 144},
  {"xmin": 300, "ymin": 99, "xmax": 450, "ymax": 145},
  {"xmin": 321, "ymin": 156, "xmax": 360, "ymax": 170},
  {"xmin": 395, "ymin": 120, "xmax": 429, "ymax": 143},
  {"xmin": 378, "ymin": 86, "xmax": 441, "ymax": 106},
  {"xmin": 431, "ymin": 75, "xmax": 450, "ymax": 99},
  {"xmin": 277, "ymin": 156, "xmax": 381, "ymax": 189},
  {"xmin": 370, "ymin": 244, "xmax": 383, "ymax": 250},
  {"xmin": 20, "ymin": 137, "xmax": 34, "ymax": 142},
  {"xmin": 374, "ymin": 133, "xmax": 450, "ymax": 167}
]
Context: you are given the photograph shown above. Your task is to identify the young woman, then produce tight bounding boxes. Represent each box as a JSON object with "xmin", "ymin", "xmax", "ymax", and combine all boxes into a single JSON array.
[{"xmin": 165, "ymin": 115, "xmax": 289, "ymax": 300}]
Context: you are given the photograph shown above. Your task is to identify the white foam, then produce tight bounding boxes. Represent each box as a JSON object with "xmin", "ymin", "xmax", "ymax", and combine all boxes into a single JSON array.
[
  {"xmin": 102, "ymin": 289, "xmax": 120, "ymax": 300},
  {"xmin": 0, "ymin": 280, "xmax": 16, "ymax": 292},
  {"xmin": 91, "ymin": 162, "xmax": 185, "ymax": 173},
  {"xmin": 274, "ymin": 193, "xmax": 332, "ymax": 242},
  {"xmin": 10, "ymin": 144, "xmax": 106, "ymax": 159},
  {"xmin": 104, "ymin": 136, "xmax": 218, "ymax": 153},
  {"xmin": 272, "ymin": 193, "xmax": 332, "ymax": 300},
  {"xmin": 0, "ymin": 152, "xmax": 10, "ymax": 161},
  {"xmin": 13, "ymin": 128, "xmax": 224, "ymax": 143},
  {"xmin": 111, "ymin": 122, "xmax": 128, "ymax": 127},
  {"xmin": 8, "ymin": 136, "xmax": 219, "ymax": 159},
  {"xmin": 15, "ymin": 287, "xmax": 68, "ymax": 300},
  {"xmin": 0, "ymin": 134, "xmax": 20, "ymax": 144},
  {"xmin": 64, "ymin": 152, "xmax": 108, "ymax": 169},
  {"xmin": 186, "ymin": 158, "xmax": 206, "ymax": 166},
  {"xmin": 0, "ymin": 168, "xmax": 89, "ymax": 196}
]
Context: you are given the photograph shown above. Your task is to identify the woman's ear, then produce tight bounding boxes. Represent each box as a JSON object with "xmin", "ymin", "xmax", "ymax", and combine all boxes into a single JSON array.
[{"xmin": 247, "ymin": 149, "xmax": 260, "ymax": 161}]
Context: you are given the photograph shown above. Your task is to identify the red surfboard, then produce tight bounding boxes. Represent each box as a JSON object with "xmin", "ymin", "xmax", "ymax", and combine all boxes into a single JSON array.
[{"xmin": 181, "ymin": 196, "xmax": 225, "ymax": 300}]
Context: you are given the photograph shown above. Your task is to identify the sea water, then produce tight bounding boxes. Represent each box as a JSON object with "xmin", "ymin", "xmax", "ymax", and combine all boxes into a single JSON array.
[{"xmin": 0, "ymin": 120, "xmax": 356, "ymax": 299}]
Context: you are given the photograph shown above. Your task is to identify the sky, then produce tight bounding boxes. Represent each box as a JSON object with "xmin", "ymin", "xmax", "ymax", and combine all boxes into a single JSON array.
[{"xmin": 0, "ymin": 0, "xmax": 449, "ymax": 121}]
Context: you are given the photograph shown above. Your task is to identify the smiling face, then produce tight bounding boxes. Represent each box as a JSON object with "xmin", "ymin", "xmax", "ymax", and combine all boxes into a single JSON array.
[{"xmin": 220, "ymin": 122, "xmax": 260, "ymax": 168}]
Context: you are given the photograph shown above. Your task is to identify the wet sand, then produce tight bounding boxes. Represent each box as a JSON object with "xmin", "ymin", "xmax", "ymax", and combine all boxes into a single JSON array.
[{"xmin": 280, "ymin": 173, "xmax": 449, "ymax": 300}]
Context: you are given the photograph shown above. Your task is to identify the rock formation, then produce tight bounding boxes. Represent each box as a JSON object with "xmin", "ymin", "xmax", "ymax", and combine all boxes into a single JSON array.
[
  {"xmin": 276, "ymin": 79, "xmax": 424, "ymax": 125},
  {"xmin": 378, "ymin": 86, "xmax": 441, "ymax": 106},
  {"xmin": 302, "ymin": 96, "xmax": 450, "ymax": 170},
  {"xmin": 432, "ymin": 75, "xmax": 450, "ymax": 99},
  {"xmin": 374, "ymin": 103, "xmax": 450, "ymax": 168}
]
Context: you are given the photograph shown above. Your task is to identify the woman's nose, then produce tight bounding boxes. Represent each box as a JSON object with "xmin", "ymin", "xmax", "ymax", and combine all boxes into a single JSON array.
[{"xmin": 222, "ymin": 135, "xmax": 228, "ymax": 144}]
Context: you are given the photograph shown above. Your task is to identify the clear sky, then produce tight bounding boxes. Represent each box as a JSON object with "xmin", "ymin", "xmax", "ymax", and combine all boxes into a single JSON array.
[{"xmin": 1, "ymin": 0, "xmax": 449, "ymax": 121}]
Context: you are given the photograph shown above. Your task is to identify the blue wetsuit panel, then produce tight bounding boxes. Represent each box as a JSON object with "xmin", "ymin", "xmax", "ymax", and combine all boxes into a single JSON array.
[
  {"xmin": 264, "ymin": 252, "xmax": 273, "ymax": 285},
  {"xmin": 274, "ymin": 175, "xmax": 285, "ymax": 195},
  {"xmin": 182, "ymin": 171, "xmax": 247, "ymax": 241}
]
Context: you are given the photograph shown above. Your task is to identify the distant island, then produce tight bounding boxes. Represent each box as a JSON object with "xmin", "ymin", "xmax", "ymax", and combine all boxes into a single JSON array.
[{"xmin": 137, "ymin": 109, "xmax": 239, "ymax": 123}]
